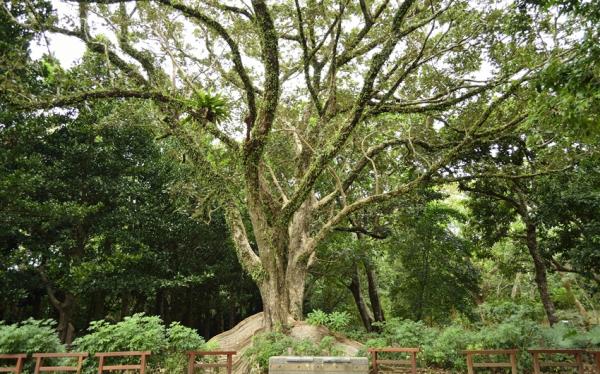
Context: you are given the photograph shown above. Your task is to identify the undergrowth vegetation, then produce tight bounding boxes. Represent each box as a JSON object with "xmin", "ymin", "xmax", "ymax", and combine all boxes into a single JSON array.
[
  {"xmin": 0, "ymin": 314, "xmax": 213, "ymax": 373},
  {"xmin": 1, "ymin": 306, "xmax": 598, "ymax": 373},
  {"xmin": 0, "ymin": 319, "xmax": 64, "ymax": 372},
  {"xmin": 358, "ymin": 302, "xmax": 600, "ymax": 371},
  {"xmin": 244, "ymin": 332, "xmax": 344, "ymax": 372},
  {"xmin": 306, "ymin": 309, "xmax": 351, "ymax": 332}
]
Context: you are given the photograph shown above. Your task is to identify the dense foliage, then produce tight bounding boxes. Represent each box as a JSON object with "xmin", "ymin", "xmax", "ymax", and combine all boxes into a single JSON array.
[
  {"xmin": 72, "ymin": 313, "xmax": 210, "ymax": 373},
  {"xmin": 362, "ymin": 302, "xmax": 600, "ymax": 371},
  {"xmin": 0, "ymin": 319, "xmax": 64, "ymax": 372}
]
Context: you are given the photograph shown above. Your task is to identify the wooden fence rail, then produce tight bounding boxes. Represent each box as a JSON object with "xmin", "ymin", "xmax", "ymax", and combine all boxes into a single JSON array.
[
  {"xmin": 0, "ymin": 354, "xmax": 27, "ymax": 374},
  {"xmin": 187, "ymin": 351, "xmax": 236, "ymax": 374},
  {"xmin": 32, "ymin": 352, "xmax": 88, "ymax": 374},
  {"xmin": 1, "ymin": 348, "xmax": 595, "ymax": 374},
  {"xmin": 368, "ymin": 347, "xmax": 420, "ymax": 374},
  {"xmin": 462, "ymin": 349, "xmax": 518, "ymax": 374},
  {"xmin": 587, "ymin": 350, "xmax": 600, "ymax": 374},
  {"xmin": 528, "ymin": 349, "xmax": 584, "ymax": 374},
  {"xmin": 95, "ymin": 351, "xmax": 151, "ymax": 374}
]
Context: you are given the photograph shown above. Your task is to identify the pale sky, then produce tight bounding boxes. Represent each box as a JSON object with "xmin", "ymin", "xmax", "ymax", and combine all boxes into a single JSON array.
[{"xmin": 30, "ymin": 1, "xmax": 85, "ymax": 67}]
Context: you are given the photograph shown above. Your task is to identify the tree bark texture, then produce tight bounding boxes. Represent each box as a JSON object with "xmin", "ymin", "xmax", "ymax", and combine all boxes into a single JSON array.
[
  {"xmin": 511, "ymin": 272, "xmax": 522, "ymax": 299},
  {"xmin": 348, "ymin": 264, "xmax": 375, "ymax": 332},
  {"xmin": 364, "ymin": 258, "xmax": 385, "ymax": 324},
  {"xmin": 525, "ymin": 223, "xmax": 559, "ymax": 326}
]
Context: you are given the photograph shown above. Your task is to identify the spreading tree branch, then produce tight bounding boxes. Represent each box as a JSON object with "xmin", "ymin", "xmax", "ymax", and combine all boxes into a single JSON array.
[{"xmin": 280, "ymin": 0, "xmax": 418, "ymax": 226}]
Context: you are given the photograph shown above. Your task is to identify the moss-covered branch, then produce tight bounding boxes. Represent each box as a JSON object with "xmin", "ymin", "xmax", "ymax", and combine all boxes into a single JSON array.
[
  {"xmin": 280, "ymin": 0, "xmax": 417, "ymax": 226},
  {"xmin": 156, "ymin": 0, "xmax": 257, "ymax": 127}
]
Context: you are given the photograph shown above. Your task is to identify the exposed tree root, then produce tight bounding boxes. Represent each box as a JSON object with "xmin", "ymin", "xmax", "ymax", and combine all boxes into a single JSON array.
[{"xmin": 207, "ymin": 312, "xmax": 363, "ymax": 373}]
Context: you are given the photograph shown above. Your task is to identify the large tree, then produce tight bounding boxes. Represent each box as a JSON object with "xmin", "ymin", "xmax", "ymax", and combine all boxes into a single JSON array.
[{"xmin": 3, "ymin": 0, "xmax": 580, "ymax": 329}]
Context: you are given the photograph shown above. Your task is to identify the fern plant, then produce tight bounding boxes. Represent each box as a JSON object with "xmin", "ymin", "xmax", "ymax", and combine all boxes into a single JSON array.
[{"xmin": 190, "ymin": 89, "xmax": 228, "ymax": 123}]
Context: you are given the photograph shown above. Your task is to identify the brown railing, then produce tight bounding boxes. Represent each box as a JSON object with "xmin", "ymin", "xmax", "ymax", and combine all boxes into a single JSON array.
[
  {"xmin": 0, "ymin": 354, "xmax": 27, "ymax": 374},
  {"xmin": 32, "ymin": 352, "xmax": 88, "ymax": 374},
  {"xmin": 462, "ymin": 349, "xmax": 518, "ymax": 374},
  {"xmin": 588, "ymin": 350, "xmax": 600, "ymax": 374},
  {"xmin": 95, "ymin": 351, "xmax": 151, "ymax": 373},
  {"xmin": 2, "ymin": 348, "xmax": 599, "ymax": 373},
  {"xmin": 368, "ymin": 347, "xmax": 420, "ymax": 374},
  {"xmin": 528, "ymin": 349, "xmax": 584, "ymax": 374},
  {"xmin": 187, "ymin": 351, "xmax": 235, "ymax": 374}
]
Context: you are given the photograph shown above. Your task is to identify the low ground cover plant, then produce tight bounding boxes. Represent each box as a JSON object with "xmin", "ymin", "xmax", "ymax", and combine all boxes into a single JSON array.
[{"xmin": 244, "ymin": 332, "xmax": 344, "ymax": 373}]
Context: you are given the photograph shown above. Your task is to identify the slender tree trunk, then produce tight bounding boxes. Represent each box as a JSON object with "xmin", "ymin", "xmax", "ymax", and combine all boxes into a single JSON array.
[
  {"xmin": 202, "ymin": 314, "xmax": 210, "ymax": 339},
  {"xmin": 119, "ymin": 291, "xmax": 131, "ymax": 320},
  {"xmin": 511, "ymin": 272, "xmax": 522, "ymax": 299},
  {"xmin": 218, "ymin": 311, "xmax": 225, "ymax": 333},
  {"xmin": 55, "ymin": 293, "xmax": 75, "ymax": 345},
  {"xmin": 363, "ymin": 258, "xmax": 385, "ymax": 323},
  {"xmin": 525, "ymin": 222, "xmax": 558, "ymax": 325},
  {"xmin": 228, "ymin": 303, "xmax": 236, "ymax": 329},
  {"xmin": 415, "ymin": 247, "xmax": 431, "ymax": 321},
  {"xmin": 31, "ymin": 291, "xmax": 43, "ymax": 319},
  {"xmin": 40, "ymin": 271, "xmax": 76, "ymax": 344},
  {"xmin": 155, "ymin": 289, "xmax": 164, "ymax": 316},
  {"xmin": 89, "ymin": 291, "xmax": 105, "ymax": 321},
  {"xmin": 562, "ymin": 276, "xmax": 590, "ymax": 326},
  {"xmin": 348, "ymin": 264, "xmax": 374, "ymax": 332}
]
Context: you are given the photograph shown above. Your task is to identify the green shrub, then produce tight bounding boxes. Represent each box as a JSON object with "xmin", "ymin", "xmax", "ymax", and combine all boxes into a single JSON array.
[
  {"xmin": 476, "ymin": 319, "xmax": 543, "ymax": 350},
  {"xmin": 477, "ymin": 301, "xmax": 543, "ymax": 324},
  {"xmin": 162, "ymin": 321, "xmax": 210, "ymax": 373},
  {"xmin": 376, "ymin": 319, "xmax": 436, "ymax": 348},
  {"xmin": 166, "ymin": 321, "xmax": 206, "ymax": 351},
  {"xmin": 73, "ymin": 314, "xmax": 167, "ymax": 354},
  {"xmin": 306, "ymin": 310, "xmax": 329, "ymax": 326},
  {"xmin": 471, "ymin": 319, "xmax": 543, "ymax": 371},
  {"xmin": 244, "ymin": 332, "xmax": 344, "ymax": 373},
  {"xmin": 581, "ymin": 325, "xmax": 600, "ymax": 347},
  {"xmin": 362, "ymin": 319, "xmax": 438, "ymax": 368},
  {"xmin": 422, "ymin": 324, "xmax": 475, "ymax": 370},
  {"xmin": 72, "ymin": 313, "xmax": 207, "ymax": 373},
  {"xmin": 0, "ymin": 319, "xmax": 65, "ymax": 372},
  {"xmin": 540, "ymin": 322, "xmax": 600, "ymax": 348},
  {"xmin": 306, "ymin": 310, "xmax": 350, "ymax": 332}
]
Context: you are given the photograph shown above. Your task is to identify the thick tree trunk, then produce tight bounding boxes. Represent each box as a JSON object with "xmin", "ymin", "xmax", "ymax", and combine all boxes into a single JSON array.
[
  {"xmin": 258, "ymin": 255, "xmax": 308, "ymax": 330},
  {"xmin": 256, "ymin": 235, "xmax": 312, "ymax": 329},
  {"xmin": 348, "ymin": 264, "xmax": 374, "ymax": 332},
  {"xmin": 259, "ymin": 275, "xmax": 293, "ymax": 330},
  {"xmin": 247, "ymin": 188, "xmax": 315, "ymax": 330},
  {"xmin": 525, "ymin": 223, "xmax": 558, "ymax": 325},
  {"xmin": 286, "ymin": 264, "xmax": 307, "ymax": 320}
]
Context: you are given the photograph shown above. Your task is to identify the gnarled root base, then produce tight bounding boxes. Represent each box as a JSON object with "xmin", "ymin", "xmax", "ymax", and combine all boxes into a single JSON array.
[{"xmin": 207, "ymin": 312, "xmax": 363, "ymax": 374}]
